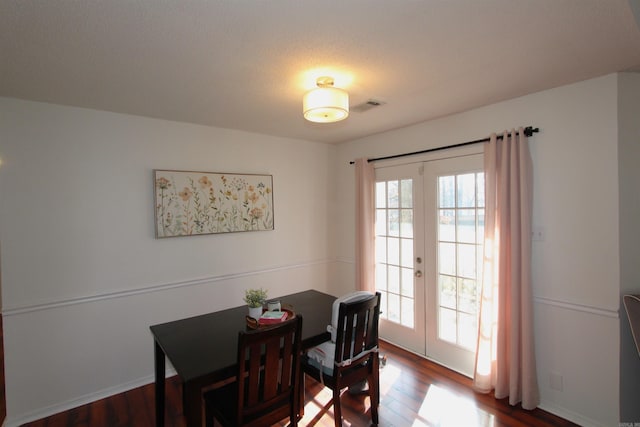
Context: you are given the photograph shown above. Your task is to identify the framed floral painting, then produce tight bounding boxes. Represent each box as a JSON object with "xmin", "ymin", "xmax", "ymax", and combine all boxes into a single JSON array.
[{"xmin": 154, "ymin": 170, "xmax": 274, "ymax": 238}]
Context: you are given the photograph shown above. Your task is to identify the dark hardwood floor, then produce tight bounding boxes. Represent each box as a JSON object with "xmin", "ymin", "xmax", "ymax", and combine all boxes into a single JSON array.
[{"xmin": 23, "ymin": 340, "xmax": 577, "ymax": 426}]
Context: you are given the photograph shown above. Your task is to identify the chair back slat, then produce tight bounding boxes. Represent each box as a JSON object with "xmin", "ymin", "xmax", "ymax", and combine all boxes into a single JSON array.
[
  {"xmin": 263, "ymin": 337, "xmax": 281, "ymax": 400},
  {"xmin": 353, "ymin": 310, "xmax": 368, "ymax": 355},
  {"xmin": 280, "ymin": 333, "xmax": 294, "ymax": 389},
  {"xmin": 246, "ymin": 342, "xmax": 262, "ymax": 406}
]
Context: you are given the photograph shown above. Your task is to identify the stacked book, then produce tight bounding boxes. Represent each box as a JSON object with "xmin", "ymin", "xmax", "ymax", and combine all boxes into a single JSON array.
[{"xmin": 258, "ymin": 310, "xmax": 288, "ymax": 325}]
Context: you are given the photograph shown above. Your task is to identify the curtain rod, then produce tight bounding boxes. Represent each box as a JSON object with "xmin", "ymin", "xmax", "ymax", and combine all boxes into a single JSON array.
[{"xmin": 349, "ymin": 126, "xmax": 539, "ymax": 164}]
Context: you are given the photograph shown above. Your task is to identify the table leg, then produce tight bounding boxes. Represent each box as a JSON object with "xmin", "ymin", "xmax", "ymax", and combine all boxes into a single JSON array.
[
  {"xmin": 183, "ymin": 380, "xmax": 204, "ymax": 427},
  {"xmin": 154, "ymin": 341, "xmax": 165, "ymax": 427}
]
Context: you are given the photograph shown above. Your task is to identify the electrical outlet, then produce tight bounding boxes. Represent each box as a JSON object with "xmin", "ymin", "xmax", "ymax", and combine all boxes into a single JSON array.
[{"xmin": 532, "ymin": 226, "xmax": 545, "ymax": 241}]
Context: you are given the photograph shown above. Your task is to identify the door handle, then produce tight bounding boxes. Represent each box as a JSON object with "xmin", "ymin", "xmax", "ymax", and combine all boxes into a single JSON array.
[{"xmin": 414, "ymin": 270, "xmax": 423, "ymax": 278}]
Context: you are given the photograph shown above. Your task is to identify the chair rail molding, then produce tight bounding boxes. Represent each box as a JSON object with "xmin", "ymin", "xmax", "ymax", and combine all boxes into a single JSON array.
[
  {"xmin": 2, "ymin": 258, "xmax": 335, "ymax": 317},
  {"xmin": 533, "ymin": 295, "xmax": 618, "ymax": 318}
]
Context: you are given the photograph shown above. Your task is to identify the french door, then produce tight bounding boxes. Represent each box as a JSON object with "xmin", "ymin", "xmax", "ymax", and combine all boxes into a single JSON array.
[
  {"xmin": 375, "ymin": 154, "xmax": 484, "ymax": 376},
  {"xmin": 375, "ymin": 164, "xmax": 426, "ymax": 354}
]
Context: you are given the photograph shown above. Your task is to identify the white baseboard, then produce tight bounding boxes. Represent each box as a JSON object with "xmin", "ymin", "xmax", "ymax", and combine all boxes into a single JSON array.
[
  {"xmin": 538, "ymin": 400, "xmax": 608, "ymax": 427},
  {"xmin": 4, "ymin": 368, "xmax": 176, "ymax": 427}
]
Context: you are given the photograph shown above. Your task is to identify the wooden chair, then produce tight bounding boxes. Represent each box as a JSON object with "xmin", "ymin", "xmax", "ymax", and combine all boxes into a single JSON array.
[
  {"xmin": 302, "ymin": 292, "xmax": 381, "ymax": 427},
  {"xmin": 204, "ymin": 315, "xmax": 303, "ymax": 427}
]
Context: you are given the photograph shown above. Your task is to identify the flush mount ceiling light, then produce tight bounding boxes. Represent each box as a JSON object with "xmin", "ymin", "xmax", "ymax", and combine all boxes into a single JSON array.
[{"xmin": 303, "ymin": 76, "xmax": 349, "ymax": 123}]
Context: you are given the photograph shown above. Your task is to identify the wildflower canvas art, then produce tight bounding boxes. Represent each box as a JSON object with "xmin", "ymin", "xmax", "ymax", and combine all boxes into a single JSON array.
[{"xmin": 154, "ymin": 170, "xmax": 274, "ymax": 237}]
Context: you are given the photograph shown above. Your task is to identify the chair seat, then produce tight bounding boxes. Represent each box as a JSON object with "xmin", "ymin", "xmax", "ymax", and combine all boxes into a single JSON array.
[
  {"xmin": 307, "ymin": 340, "xmax": 337, "ymax": 375},
  {"xmin": 307, "ymin": 339, "xmax": 377, "ymax": 376}
]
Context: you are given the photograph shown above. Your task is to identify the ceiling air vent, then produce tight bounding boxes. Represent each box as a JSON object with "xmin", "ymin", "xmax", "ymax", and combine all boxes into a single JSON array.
[{"xmin": 351, "ymin": 99, "xmax": 386, "ymax": 113}]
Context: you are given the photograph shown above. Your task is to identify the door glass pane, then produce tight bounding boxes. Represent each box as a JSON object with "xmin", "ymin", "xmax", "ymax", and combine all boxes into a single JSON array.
[
  {"xmin": 388, "ymin": 237, "xmax": 400, "ymax": 265},
  {"xmin": 437, "ymin": 172, "xmax": 484, "ymax": 348},
  {"xmin": 458, "ymin": 278, "xmax": 477, "ymax": 314},
  {"xmin": 477, "ymin": 174, "xmax": 485, "ymax": 208},
  {"xmin": 477, "ymin": 208, "xmax": 485, "ymax": 243},
  {"xmin": 388, "ymin": 265, "xmax": 400, "ymax": 294},
  {"xmin": 439, "ymin": 209, "xmax": 455, "ymax": 241},
  {"xmin": 375, "ymin": 236, "xmax": 386, "ymax": 263},
  {"xmin": 388, "ymin": 209, "xmax": 400, "ymax": 237},
  {"xmin": 457, "ymin": 173, "xmax": 476, "ymax": 207},
  {"xmin": 439, "ymin": 176, "xmax": 455, "ymax": 208},
  {"xmin": 376, "ymin": 265, "xmax": 387, "ymax": 292},
  {"xmin": 458, "ymin": 311, "xmax": 477, "ymax": 350},
  {"xmin": 457, "ymin": 243, "xmax": 476, "ymax": 279},
  {"xmin": 439, "ymin": 242, "xmax": 456, "ymax": 275},
  {"xmin": 401, "ymin": 296, "xmax": 414, "ymax": 328},
  {"xmin": 439, "ymin": 308, "xmax": 456, "ymax": 343},
  {"xmin": 376, "ymin": 182, "xmax": 387, "ymax": 208},
  {"xmin": 439, "ymin": 275, "xmax": 456, "ymax": 309},
  {"xmin": 401, "ymin": 267, "xmax": 414, "ymax": 297},
  {"xmin": 376, "ymin": 209, "xmax": 387, "ymax": 235},
  {"xmin": 388, "ymin": 293, "xmax": 400, "ymax": 323},
  {"xmin": 388, "ymin": 181, "xmax": 399, "ymax": 208},
  {"xmin": 457, "ymin": 209, "xmax": 476, "ymax": 243},
  {"xmin": 401, "ymin": 179, "xmax": 413, "ymax": 207},
  {"xmin": 400, "ymin": 209, "xmax": 413, "ymax": 238},
  {"xmin": 400, "ymin": 238, "xmax": 413, "ymax": 268}
]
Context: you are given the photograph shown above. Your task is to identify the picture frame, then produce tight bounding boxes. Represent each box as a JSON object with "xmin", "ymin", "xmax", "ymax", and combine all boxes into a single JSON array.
[{"xmin": 154, "ymin": 169, "xmax": 274, "ymax": 238}]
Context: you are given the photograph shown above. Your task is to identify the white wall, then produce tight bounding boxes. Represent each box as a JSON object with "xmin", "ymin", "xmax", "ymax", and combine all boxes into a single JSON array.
[
  {"xmin": 333, "ymin": 74, "xmax": 624, "ymax": 427},
  {"xmin": 0, "ymin": 98, "xmax": 335, "ymax": 425}
]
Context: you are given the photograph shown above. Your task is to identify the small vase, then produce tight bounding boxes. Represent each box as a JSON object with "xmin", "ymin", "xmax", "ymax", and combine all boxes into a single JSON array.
[{"xmin": 248, "ymin": 306, "xmax": 262, "ymax": 321}]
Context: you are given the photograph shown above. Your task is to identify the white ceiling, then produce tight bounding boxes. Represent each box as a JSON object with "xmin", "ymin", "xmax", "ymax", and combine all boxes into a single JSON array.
[{"xmin": 2, "ymin": 1, "xmax": 640, "ymax": 144}]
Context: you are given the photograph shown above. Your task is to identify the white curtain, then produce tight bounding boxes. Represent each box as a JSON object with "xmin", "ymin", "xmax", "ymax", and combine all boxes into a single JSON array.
[
  {"xmin": 355, "ymin": 158, "xmax": 375, "ymax": 292},
  {"xmin": 473, "ymin": 128, "xmax": 540, "ymax": 410}
]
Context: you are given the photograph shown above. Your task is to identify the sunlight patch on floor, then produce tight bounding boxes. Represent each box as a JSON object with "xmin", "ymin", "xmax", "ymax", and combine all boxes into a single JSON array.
[
  {"xmin": 301, "ymin": 386, "xmax": 337, "ymax": 425},
  {"xmin": 379, "ymin": 363, "xmax": 402, "ymax": 395},
  {"xmin": 416, "ymin": 384, "xmax": 495, "ymax": 427},
  {"xmin": 304, "ymin": 388, "xmax": 333, "ymax": 414},
  {"xmin": 301, "ymin": 378, "xmax": 374, "ymax": 426}
]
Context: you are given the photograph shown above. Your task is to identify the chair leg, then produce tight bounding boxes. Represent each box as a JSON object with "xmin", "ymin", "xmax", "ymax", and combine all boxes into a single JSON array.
[
  {"xmin": 369, "ymin": 356, "xmax": 380, "ymax": 425},
  {"xmin": 291, "ymin": 378, "xmax": 299, "ymax": 427},
  {"xmin": 332, "ymin": 387, "xmax": 343, "ymax": 427},
  {"xmin": 368, "ymin": 372, "xmax": 379, "ymax": 425},
  {"xmin": 204, "ymin": 403, "xmax": 214, "ymax": 427},
  {"xmin": 298, "ymin": 373, "xmax": 305, "ymax": 418}
]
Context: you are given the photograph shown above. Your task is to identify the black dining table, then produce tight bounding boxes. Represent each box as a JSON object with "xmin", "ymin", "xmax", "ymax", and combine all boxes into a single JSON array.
[{"xmin": 150, "ymin": 289, "xmax": 335, "ymax": 427}]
